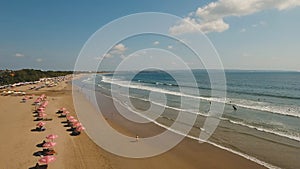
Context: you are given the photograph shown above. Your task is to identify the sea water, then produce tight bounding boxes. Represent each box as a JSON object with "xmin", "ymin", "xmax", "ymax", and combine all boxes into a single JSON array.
[{"xmin": 79, "ymin": 70, "xmax": 300, "ymax": 169}]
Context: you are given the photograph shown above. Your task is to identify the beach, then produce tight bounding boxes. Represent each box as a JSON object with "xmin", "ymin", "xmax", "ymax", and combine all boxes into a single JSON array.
[
  {"xmin": 0, "ymin": 76, "xmax": 268, "ymax": 169},
  {"xmin": 0, "ymin": 80, "xmax": 112, "ymax": 169},
  {"xmin": 1, "ymin": 0, "xmax": 299, "ymax": 168}
]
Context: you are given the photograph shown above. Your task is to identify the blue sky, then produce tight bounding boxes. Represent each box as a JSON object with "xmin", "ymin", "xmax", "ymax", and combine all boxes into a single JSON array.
[{"xmin": 0, "ymin": 0, "xmax": 299, "ymax": 71}]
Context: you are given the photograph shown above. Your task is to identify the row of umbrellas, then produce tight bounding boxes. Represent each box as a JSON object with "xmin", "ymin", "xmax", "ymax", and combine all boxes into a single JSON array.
[
  {"xmin": 33, "ymin": 94, "xmax": 57, "ymax": 165},
  {"xmin": 36, "ymin": 100, "xmax": 49, "ymax": 119},
  {"xmin": 60, "ymin": 108, "xmax": 86, "ymax": 133},
  {"xmin": 33, "ymin": 96, "xmax": 86, "ymax": 166},
  {"xmin": 34, "ymin": 94, "xmax": 49, "ymax": 122},
  {"xmin": 37, "ymin": 107, "xmax": 86, "ymax": 165},
  {"xmin": 38, "ymin": 134, "xmax": 58, "ymax": 164},
  {"xmin": 34, "ymin": 94, "xmax": 46, "ymax": 104}
]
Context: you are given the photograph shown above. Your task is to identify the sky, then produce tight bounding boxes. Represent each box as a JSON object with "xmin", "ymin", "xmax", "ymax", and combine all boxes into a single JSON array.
[{"xmin": 0, "ymin": 0, "xmax": 299, "ymax": 71}]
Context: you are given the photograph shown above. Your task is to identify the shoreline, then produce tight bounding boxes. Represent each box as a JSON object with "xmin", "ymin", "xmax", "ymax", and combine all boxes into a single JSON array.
[
  {"xmin": 93, "ymin": 72, "xmax": 300, "ymax": 169},
  {"xmin": 0, "ymin": 76, "xmax": 288, "ymax": 169},
  {"xmin": 73, "ymin": 83, "xmax": 267, "ymax": 169}
]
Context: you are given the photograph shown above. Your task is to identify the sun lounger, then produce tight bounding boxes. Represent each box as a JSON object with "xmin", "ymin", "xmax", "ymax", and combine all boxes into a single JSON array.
[
  {"xmin": 42, "ymin": 118, "xmax": 53, "ymax": 121},
  {"xmin": 32, "ymin": 163, "xmax": 48, "ymax": 169},
  {"xmin": 36, "ymin": 126, "xmax": 46, "ymax": 131},
  {"xmin": 71, "ymin": 130, "xmax": 81, "ymax": 136}
]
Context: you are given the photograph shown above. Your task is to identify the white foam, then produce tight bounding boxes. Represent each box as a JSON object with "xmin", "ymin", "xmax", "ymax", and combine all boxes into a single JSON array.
[
  {"xmin": 87, "ymin": 88, "xmax": 281, "ymax": 169},
  {"xmin": 101, "ymin": 76, "xmax": 300, "ymax": 118},
  {"xmin": 98, "ymin": 79, "xmax": 300, "ymax": 142},
  {"xmin": 221, "ymin": 118, "xmax": 300, "ymax": 142}
]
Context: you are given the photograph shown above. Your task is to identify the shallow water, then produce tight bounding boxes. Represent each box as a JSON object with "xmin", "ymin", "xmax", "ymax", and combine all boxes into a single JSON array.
[{"xmin": 77, "ymin": 70, "xmax": 300, "ymax": 169}]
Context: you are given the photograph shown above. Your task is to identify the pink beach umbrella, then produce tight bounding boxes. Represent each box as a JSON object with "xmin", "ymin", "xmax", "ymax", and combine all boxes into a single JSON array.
[
  {"xmin": 43, "ymin": 101, "xmax": 49, "ymax": 106},
  {"xmin": 37, "ymin": 109, "xmax": 45, "ymax": 113},
  {"xmin": 59, "ymin": 107, "xmax": 66, "ymax": 111},
  {"xmin": 72, "ymin": 122, "xmax": 82, "ymax": 128},
  {"xmin": 69, "ymin": 119, "xmax": 78, "ymax": 123},
  {"xmin": 67, "ymin": 116, "xmax": 75, "ymax": 120},
  {"xmin": 62, "ymin": 111, "xmax": 70, "ymax": 116},
  {"xmin": 40, "ymin": 101, "xmax": 49, "ymax": 108},
  {"xmin": 43, "ymin": 142, "xmax": 57, "ymax": 148},
  {"xmin": 40, "ymin": 94, "xmax": 45, "ymax": 99},
  {"xmin": 46, "ymin": 134, "xmax": 58, "ymax": 141},
  {"xmin": 76, "ymin": 126, "xmax": 85, "ymax": 132},
  {"xmin": 36, "ymin": 122, "xmax": 46, "ymax": 127},
  {"xmin": 34, "ymin": 98, "xmax": 41, "ymax": 103},
  {"xmin": 38, "ymin": 113, "xmax": 47, "ymax": 118},
  {"xmin": 37, "ymin": 107, "xmax": 45, "ymax": 111},
  {"xmin": 38, "ymin": 155, "xmax": 56, "ymax": 164}
]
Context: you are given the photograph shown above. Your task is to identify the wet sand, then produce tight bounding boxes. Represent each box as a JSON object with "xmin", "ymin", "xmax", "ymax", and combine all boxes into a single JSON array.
[
  {"xmin": 73, "ymin": 84, "xmax": 267, "ymax": 169},
  {"xmin": 0, "ymin": 78, "xmax": 266, "ymax": 169}
]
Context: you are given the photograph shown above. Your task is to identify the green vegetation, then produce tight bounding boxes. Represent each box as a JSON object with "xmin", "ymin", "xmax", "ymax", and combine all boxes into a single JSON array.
[{"xmin": 0, "ymin": 69, "xmax": 73, "ymax": 86}]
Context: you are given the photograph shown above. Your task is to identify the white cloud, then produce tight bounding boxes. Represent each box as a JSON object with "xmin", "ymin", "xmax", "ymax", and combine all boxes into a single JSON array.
[
  {"xmin": 240, "ymin": 28, "xmax": 246, "ymax": 33},
  {"xmin": 103, "ymin": 53, "xmax": 112, "ymax": 58},
  {"xmin": 36, "ymin": 58, "xmax": 43, "ymax": 62},
  {"xmin": 99, "ymin": 43, "xmax": 127, "ymax": 59},
  {"xmin": 167, "ymin": 45, "xmax": 173, "ymax": 49},
  {"xmin": 153, "ymin": 41, "xmax": 160, "ymax": 45},
  {"xmin": 15, "ymin": 53, "xmax": 24, "ymax": 57},
  {"xmin": 94, "ymin": 53, "xmax": 112, "ymax": 60},
  {"xmin": 170, "ymin": 0, "xmax": 300, "ymax": 34},
  {"xmin": 111, "ymin": 43, "xmax": 127, "ymax": 54},
  {"xmin": 112, "ymin": 44, "xmax": 127, "ymax": 59}
]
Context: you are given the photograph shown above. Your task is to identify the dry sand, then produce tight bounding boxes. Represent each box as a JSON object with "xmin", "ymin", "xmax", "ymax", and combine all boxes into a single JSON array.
[
  {"xmin": 0, "ymin": 81, "xmax": 112, "ymax": 169},
  {"xmin": 0, "ymin": 79, "xmax": 266, "ymax": 169}
]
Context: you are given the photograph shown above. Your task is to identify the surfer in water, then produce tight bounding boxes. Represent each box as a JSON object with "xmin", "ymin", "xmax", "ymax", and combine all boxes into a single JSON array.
[{"xmin": 232, "ymin": 105, "xmax": 237, "ymax": 111}]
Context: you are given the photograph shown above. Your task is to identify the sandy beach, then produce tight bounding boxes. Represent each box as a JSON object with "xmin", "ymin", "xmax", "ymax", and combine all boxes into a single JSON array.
[{"xmin": 0, "ymin": 77, "xmax": 266, "ymax": 169}]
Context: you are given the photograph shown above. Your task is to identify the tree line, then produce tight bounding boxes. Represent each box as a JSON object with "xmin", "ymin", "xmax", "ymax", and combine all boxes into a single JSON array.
[{"xmin": 0, "ymin": 69, "xmax": 73, "ymax": 86}]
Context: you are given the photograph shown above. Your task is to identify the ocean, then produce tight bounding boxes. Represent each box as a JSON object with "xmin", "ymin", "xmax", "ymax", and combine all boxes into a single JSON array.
[{"xmin": 79, "ymin": 70, "xmax": 300, "ymax": 169}]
